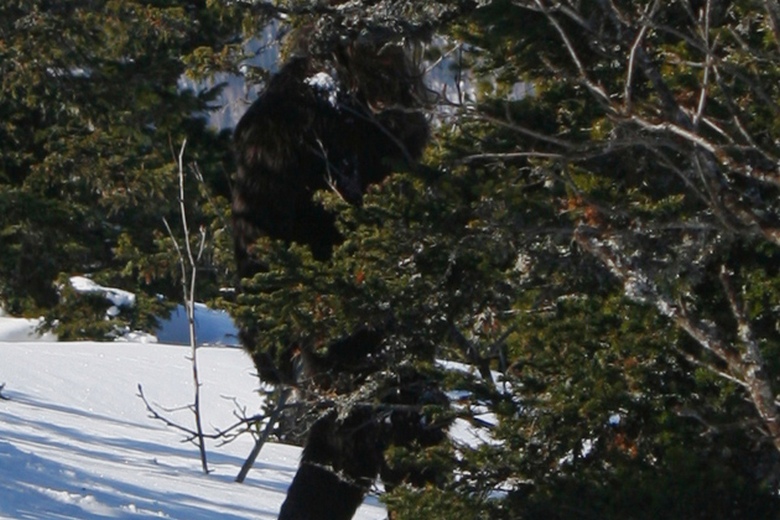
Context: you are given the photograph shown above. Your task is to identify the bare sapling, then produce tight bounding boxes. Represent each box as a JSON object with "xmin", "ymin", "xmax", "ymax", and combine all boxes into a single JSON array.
[{"xmin": 139, "ymin": 138, "xmax": 210, "ymax": 473}]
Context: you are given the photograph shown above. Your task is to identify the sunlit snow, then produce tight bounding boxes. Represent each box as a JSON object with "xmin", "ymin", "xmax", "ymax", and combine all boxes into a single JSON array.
[{"xmin": 0, "ymin": 316, "xmax": 385, "ymax": 519}]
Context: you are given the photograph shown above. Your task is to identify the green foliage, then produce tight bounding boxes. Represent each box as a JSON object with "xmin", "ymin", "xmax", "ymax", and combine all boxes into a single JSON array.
[
  {"xmin": 0, "ymin": 0, "xmax": 237, "ymax": 335},
  {"xmin": 5, "ymin": 0, "xmax": 780, "ymax": 516},
  {"xmin": 232, "ymin": 5, "xmax": 780, "ymax": 515},
  {"xmin": 383, "ymin": 486, "xmax": 487, "ymax": 520},
  {"xmin": 512, "ymin": 451, "xmax": 779, "ymax": 520},
  {"xmin": 378, "ymin": 0, "xmax": 780, "ymax": 517}
]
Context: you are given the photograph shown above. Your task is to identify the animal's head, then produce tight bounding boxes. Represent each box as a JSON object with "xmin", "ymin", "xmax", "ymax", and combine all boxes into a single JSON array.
[{"xmin": 283, "ymin": 1, "xmax": 430, "ymax": 110}]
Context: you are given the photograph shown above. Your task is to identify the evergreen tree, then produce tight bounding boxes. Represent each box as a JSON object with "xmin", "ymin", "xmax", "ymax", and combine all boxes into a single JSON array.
[
  {"xmin": 6, "ymin": 0, "xmax": 780, "ymax": 517},
  {"xmin": 387, "ymin": 1, "xmax": 780, "ymax": 518},
  {"xmin": 0, "ymin": 1, "xmax": 245, "ymax": 336},
  {"xmin": 232, "ymin": 0, "xmax": 780, "ymax": 517}
]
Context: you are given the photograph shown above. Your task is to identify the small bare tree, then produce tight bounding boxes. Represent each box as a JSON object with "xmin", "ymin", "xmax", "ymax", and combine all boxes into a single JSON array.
[
  {"xmin": 165, "ymin": 139, "xmax": 209, "ymax": 473},
  {"xmin": 138, "ymin": 138, "xmax": 285, "ymax": 478},
  {"xmin": 139, "ymin": 139, "xmax": 210, "ymax": 473},
  {"xmin": 235, "ymin": 386, "xmax": 291, "ymax": 483}
]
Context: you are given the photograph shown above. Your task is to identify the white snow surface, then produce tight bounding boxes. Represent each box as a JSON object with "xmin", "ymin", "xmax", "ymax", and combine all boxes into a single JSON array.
[
  {"xmin": 0, "ymin": 313, "xmax": 57, "ymax": 343},
  {"xmin": 0, "ymin": 319, "xmax": 386, "ymax": 519},
  {"xmin": 305, "ymin": 72, "xmax": 339, "ymax": 107},
  {"xmin": 70, "ymin": 276, "xmax": 137, "ymax": 309}
]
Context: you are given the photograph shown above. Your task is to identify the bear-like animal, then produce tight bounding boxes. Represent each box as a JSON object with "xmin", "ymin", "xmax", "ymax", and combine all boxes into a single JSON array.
[{"xmin": 232, "ymin": 27, "xmax": 444, "ymax": 520}]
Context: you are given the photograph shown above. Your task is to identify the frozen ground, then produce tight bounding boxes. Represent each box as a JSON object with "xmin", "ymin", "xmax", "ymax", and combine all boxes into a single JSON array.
[{"xmin": 0, "ymin": 316, "xmax": 386, "ymax": 520}]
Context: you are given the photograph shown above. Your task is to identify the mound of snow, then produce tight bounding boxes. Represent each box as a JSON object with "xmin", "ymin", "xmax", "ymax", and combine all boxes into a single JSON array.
[
  {"xmin": 67, "ymin": 276, "xmax": 240, "ymax": 346},
  {"xmin": 70, "ymin": 276, "xmax": 136, "ymax": 318},
  {"xmin": 0, "ymin": 312, "xmax": 57, "ymax": 342}
]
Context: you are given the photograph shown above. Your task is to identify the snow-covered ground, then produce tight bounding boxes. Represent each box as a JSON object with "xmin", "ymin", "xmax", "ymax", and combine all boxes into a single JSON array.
[{"xmin": 0, "ymin": 317, "xmax": 386, "ymax": 519}]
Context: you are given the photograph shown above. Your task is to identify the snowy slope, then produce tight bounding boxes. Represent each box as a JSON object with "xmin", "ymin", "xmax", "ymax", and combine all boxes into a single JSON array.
[{"xmin": 0, "ymin": 333, "xmax": 386, "ymax": 519}]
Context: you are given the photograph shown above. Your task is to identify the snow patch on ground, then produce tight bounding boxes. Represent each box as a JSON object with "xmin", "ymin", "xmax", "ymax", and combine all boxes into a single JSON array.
[{"xmin": 0, "ymin": 321, "xmax": 385, "ymax": 519}]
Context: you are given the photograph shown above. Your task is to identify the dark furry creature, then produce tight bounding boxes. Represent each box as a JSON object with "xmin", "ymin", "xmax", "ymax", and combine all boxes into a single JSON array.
[
  {"xmin": 232, "ymin": 48, "xmax": 429, "ymax": 275},
  {"xmin": 278, "ymin": 372, "xmax": 449, "ymax": 520},
  {"xmin": 277, "ymin": 408, "xmax": 384, "ymax": 520},
  {"xmin": 232, "ymin": 25, "xmax": 444, "ymax": 520},
  {"xmin": 232, "ymin": 40, "xmax": 429, "ymax": 385}
]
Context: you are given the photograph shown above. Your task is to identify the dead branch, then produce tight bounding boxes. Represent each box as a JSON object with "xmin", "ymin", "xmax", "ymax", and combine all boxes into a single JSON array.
[
  {"xmin": 719, "ymin": 266, "xmax": 780, "ymax": 449},
  {"xmin": 160, "ymin": 139, "xmax": 211, "ymax": 473},
  {"xmin": 236, "ymin": 388, "xmax": 293, "ymax": 483},
  {"xmin": 138, "ymin": 384, "xmax": 270, "ymax": 444}
]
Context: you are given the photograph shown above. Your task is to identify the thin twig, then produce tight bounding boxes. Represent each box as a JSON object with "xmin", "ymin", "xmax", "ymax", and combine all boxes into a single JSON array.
[
  {"xmin": 624, "ymin": 23, "xmax": 649, "ymax": 113},
  {"xmin": 693, "ymin": 0, "xmax": 714, "ymax": 129},
  {"xmin": 534, "ymin": 0, "xmax": 613, "ymax": 109},
  {"xmin": 138, "ymin": 384, "xmax": 200, "ymax": 441}
]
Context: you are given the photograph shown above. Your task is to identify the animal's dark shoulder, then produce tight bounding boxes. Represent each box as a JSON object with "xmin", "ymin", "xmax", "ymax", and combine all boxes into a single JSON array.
[
  {"xmin": 232, "ymin": 47, "xmax": 429, "ymax": 267},
  {"xmin": 233, "ymin": 61, "xmax": 336, "ymax": 171}
]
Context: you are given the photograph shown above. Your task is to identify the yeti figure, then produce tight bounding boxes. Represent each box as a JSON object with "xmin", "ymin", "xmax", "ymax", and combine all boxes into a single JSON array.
[{"xmin": 232, "ymin": 19, "xmax": 446, "ymax": 520}]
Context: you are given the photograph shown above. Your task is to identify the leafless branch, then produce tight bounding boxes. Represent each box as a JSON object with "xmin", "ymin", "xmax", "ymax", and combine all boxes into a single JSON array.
[
  {"xmin": 691, "ymin": 0, "xmax": 710, "ymax": 127},
  {"xmin": 624, "ymin": 23, "xmax": 649, "ymax": 114},
  {"xmin": 236, "ymin": 388, "xmax": 293, "ymax": 483},
  {"xmin": 719, "ymin": 266, "xmax": 780, "ymax": 447},
  {"xmin": 138, "ymin": 384, "xmax": 201, "ymax": 442},
  {"xmin": 628, "ymin": 115, "xmax": 717, "ymax": 154},
  {"xmin": 575, "ymin": 226, "xmax": 780, "ymax": 450},
  {"xmin": 534, "ymin": 0, "xmax": 613, "ymax": 109},
  {"xmin": 138, "ymin": 384, "xmax": 271, "ymax": 445},
  {"xmin": 470, "ymin": 111, "xmax": 574, "ymax": 150},
  {"xmin": 457, "ymin": 151, "xmax": 564, "ymax": 164}
]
